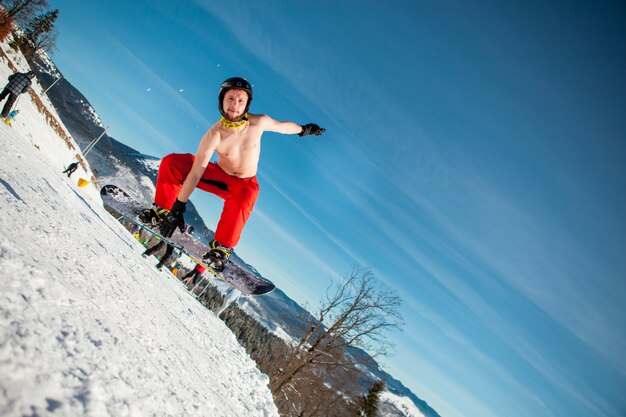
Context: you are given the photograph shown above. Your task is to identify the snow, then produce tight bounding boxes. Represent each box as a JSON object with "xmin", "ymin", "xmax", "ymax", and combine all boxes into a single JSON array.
[
  {"xmin": 0, "ymin": 46, "xmax": 278, "ymax": 417},
  {"xmin": 33, "ymin": 50, "xmax": 62, "ymax": 79},
  {"xmin": 79, "ymin": 99, "xmax": 105, "ymax": 129},
  {"xmin": 137, "ymin": 158, "xmax": 160, "ymax": 174},
  {"xmin": 379, "ymin": 392, "xmax": 426, "ymax": 417}
]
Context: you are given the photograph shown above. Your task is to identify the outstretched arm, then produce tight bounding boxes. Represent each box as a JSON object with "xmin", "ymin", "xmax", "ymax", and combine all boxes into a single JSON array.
[{"xmin": 258, "ymin": 115, "xmax": 325, "ymax": 136}]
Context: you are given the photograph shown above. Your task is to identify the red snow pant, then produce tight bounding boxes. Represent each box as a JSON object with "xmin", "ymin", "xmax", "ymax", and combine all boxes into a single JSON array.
[{"xmin": 154, "ymin": 153, "xmax": 260, "ymax": 248}]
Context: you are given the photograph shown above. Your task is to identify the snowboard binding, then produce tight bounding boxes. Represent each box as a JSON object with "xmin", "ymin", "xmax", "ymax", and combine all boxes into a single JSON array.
[
  {"xmin": 137, "ymin": 204, "xmax": 168, "ymax": 226},
  {"xmin": 203, "ymin": 239, "xmax": 232, "ymax": 272}
]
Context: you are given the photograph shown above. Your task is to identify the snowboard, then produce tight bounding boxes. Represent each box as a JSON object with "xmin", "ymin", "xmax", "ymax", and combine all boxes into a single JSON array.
[{"xmin": 100, "ymin": 184, "xmax": 275, "ymax": 296}]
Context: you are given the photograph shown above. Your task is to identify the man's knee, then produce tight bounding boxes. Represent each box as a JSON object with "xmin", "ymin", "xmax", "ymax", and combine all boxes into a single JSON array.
[
  {"xmin": 159, "ymin": 153, "xmax": 177, "ymax": 171},
  {"xmin": 159, "ymin": 153, "xmax": 194, "ymax": 180}
]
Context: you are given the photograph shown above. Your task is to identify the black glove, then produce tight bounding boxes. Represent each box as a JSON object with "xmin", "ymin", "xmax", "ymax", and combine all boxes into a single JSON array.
[
  {"xmin": 159, "ymin": 199, "xmax": 186, "ymax": 237},
  {"xmin": 298, "ymin": 123, "xmax": 325, "ymax": 137}
]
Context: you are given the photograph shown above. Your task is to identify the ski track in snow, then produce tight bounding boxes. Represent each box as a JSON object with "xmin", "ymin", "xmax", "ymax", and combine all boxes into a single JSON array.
[{"xmin": 0, "ymin": 51, "xmax": 277, "ymax": 417}]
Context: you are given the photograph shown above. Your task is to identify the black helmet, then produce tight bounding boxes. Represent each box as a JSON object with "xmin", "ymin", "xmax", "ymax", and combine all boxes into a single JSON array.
[{"xmin": 218, "ymin": 77, "xmax": 253, "ymax": 119}]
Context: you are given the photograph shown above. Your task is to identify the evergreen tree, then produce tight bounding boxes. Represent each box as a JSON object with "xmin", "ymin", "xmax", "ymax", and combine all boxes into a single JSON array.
[
  {"xmin": 357, "ymin": 380, "xmax": 385, "ymax": 417},
  {"xmin": 21, "ymin": 8, "xmax": 57, "ymax": 53},
  {"xmin": 9, "ymin": 7, "xmax": 57, "ymax": 57}
]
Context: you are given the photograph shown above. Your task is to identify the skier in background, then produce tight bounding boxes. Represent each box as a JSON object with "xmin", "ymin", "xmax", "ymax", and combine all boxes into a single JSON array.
[
  {"xmin": 138, "ymin": 76, "xmax": 325, "ymax": 271},
  {"xmin": 142, "ymin": 240, "xmax": 175, "ymax": 270},
  {"xmin": 0, "ymin": 71, "xmax": 35, "ymax": 118},
  {"xmin": 62, "ymin": 161, "xmax": 79, "ymax": 178},
  {"xmin": 181, "ymin": 263, "xmax": 206, "ymax": 285}
]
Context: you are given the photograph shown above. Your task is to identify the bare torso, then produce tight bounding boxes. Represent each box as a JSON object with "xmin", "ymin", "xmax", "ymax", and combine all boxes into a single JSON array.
[
  {"xmin": 176, "ymin": 112, "xmax": 302, "ymax": 202},
  {"xmin": 215, "ymin": 114, "xmax": 264, "ymax": 178}
]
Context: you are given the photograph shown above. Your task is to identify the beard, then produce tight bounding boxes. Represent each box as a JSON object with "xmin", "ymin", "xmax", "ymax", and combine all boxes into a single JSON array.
[{"xmin": 224, "ymin": 111, "xmax": 247, "ymax": 122}]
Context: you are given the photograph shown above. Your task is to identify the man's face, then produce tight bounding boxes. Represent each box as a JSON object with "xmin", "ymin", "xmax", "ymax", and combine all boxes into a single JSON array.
[{"xmin": 223, "ymin": 89, "xmax": 249, "ymax": 121}]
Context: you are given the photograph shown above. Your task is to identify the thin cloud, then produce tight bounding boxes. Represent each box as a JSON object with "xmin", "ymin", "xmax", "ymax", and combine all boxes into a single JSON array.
[
  {"xmin": 253, "ymin": 208, "xmax": 338, "ymax": 280},
  {"xmin": 259, "ymin": 170, "xmax": 366, "ymax": 266},
  {"xmin": 107, "ymin": 35, "xmax": 209, "ymax": 126},
  {"xmin": 403, "ymin": 167, "xmax": 625, "ymax": 373},
  {"xmin": 98, "ymin": 88, "xmax": 179, "ymax": 152},
  {"xmin": 322, "ymin": 164, "xmax": 620, "ymax": 416}
]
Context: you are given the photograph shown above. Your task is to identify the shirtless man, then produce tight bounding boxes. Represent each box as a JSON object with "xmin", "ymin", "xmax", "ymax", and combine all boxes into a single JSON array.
[{"xmin": 139, "ymin": 77, "xmax": 325, "ymax": 270}]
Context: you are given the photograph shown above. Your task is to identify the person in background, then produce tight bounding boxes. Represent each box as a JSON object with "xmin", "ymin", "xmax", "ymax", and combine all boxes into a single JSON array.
[
  {"xmin": 142, "ymin": 240, "xmax": 175, "ymax": 270},
  {"xmin": 0, "ymin": 71, "xmax": 35, "ymax": 118},
  {"xmin": 181, "ymin": 263, "xmax": 206, "ymax": 285},
  {"xmin": 62, "ymin": 161, "xmax": 79, "ymax": 178}
]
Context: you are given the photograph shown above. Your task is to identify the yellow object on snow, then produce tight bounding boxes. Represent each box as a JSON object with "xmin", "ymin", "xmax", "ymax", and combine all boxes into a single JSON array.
[{"xmin": 77, "ymin": 178, "xmax": 89, "ymax": 188}]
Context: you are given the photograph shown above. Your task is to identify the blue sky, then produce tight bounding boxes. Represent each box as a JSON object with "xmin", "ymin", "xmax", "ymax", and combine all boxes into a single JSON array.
[{"xmin": 48, "ymin": 1, "xmax": 625, "ymax": 416}]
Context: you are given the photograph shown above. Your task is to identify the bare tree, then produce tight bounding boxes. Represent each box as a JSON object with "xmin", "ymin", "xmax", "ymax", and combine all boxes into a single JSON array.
[
  {"xmin": 0, "ymin": 0, "xmax": 48, "ymax": 27},
  {"xmin": 269, "ymin": 268, "xmax": 403, "ymax": 401},
  {"xmin": 276, "ymin": 365, "xmax": 356, "ymax": 417}
]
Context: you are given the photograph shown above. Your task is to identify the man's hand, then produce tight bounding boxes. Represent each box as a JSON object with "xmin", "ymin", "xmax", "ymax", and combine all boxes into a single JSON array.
[
  {"xmin": 298, "ymin": 123, "xmax": 326, "ymax": 137},
  {"xmin": 159, "ymin": 199, "xmax": 186, "ymax": 237}
]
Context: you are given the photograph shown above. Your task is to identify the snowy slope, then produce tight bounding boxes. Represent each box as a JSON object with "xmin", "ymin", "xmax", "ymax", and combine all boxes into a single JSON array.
[
  {"xmin": 1, "ymin": 42, "xmax": 437, "ymax": 417},
  {"xmin": 0, "ymin": 48, "xmax": 278, "ymax": 417}
]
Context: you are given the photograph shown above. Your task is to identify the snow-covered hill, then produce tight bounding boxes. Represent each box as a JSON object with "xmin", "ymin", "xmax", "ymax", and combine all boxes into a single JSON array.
[
  {"xmin": 0, "ymin": 45, "xmax": 278, "ymax": 417},
  {"xmin": 1, "ymin": 39, "xmax": 439, "ymax": 417}
]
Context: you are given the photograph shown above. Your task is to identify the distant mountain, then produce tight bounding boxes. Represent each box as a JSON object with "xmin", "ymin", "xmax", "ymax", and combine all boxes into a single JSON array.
[{"xmin": 28, "ymin": 51, "xmax": 441, "ymax": 417}]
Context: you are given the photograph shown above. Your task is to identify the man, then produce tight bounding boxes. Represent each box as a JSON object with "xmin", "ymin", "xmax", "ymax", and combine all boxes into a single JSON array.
[
  {"xmin": 182, "ymin": 263, "xmax": 206, "ymax": 286},
  {"xmin": 139, "ymin": 77, "xmax": 325, "ymax": 271},
  {"xmin": 62, "ymin": 161, "xmax": 79, "ymax": 178},
  {"xmin": 141, "ymin": 240, "xmax": 176, "ymax": 270},
  {"xmin": 0, "ymin": 71, "xmax": 35, "ymax": 118}
]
